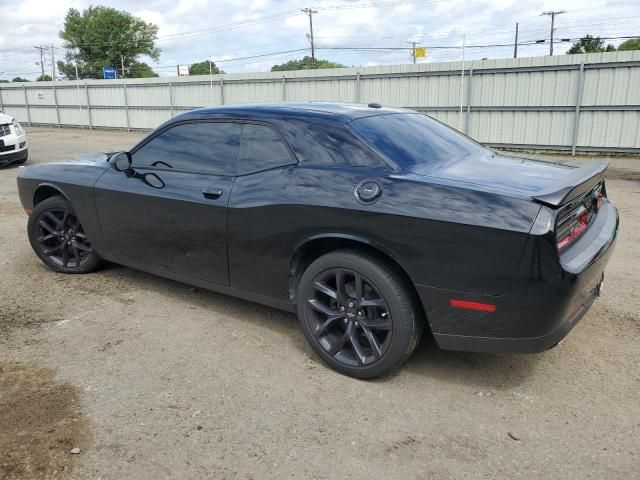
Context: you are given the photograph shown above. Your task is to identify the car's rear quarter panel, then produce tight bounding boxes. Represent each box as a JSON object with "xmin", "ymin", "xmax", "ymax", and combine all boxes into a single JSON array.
[{"xmin": 228, "ymin": 165, "xmax": 541, "ymax": 311}]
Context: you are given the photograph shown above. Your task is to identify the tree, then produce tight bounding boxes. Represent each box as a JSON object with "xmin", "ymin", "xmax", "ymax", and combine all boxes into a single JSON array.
[
  {"xmin": 11, "ymin": 77, "xmax": 29, "ymax": 82},
  {"xmin": 37, "ymin": 74, "xmax": 52, "ymax": 81},
  {"xmin": 618, "ymin": 38, "xmax": 640, "ymax": 51},
  {"xmin": 128, "ymin": 62, "xmax": 158, "ymax": 78},
  {"xmin": 271, "ymin": 56, "xmax": 346, "ymax": 71},
  {"xmin": 566, "ymin": 35, "xmax": 615, "ymax": 54},
  {"xmin": 57, "ymin": 6, "xmax": 160, "ymax": 79},
  {"xmin": 189, "ymin": 60, "xmax": 224, "ymax": 76}
]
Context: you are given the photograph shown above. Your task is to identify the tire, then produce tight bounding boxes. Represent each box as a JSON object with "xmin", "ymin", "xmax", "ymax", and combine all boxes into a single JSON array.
[
  {"xmin": 296, "ymin": 249, "xmax": 423, "ymax": 379},
  {"xmin": 27, "ymin": 195, "xmax": 102, "ymax": 274}
]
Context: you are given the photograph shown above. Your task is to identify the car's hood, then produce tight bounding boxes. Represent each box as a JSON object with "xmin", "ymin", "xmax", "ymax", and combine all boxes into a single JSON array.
[
  {"xmin": 426, "ymin": 153, "xmax": 576, "ymax": 195},
  {"xmin": 0, "ymin": 112, "xmax": 13, "ymax": 124},
  {"xmin": 71, "ymin": 152, "xmax": 112, "ymax": 164}
]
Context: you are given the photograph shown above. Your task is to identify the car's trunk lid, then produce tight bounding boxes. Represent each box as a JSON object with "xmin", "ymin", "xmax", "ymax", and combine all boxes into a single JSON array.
[{"xmin": 426, "ymin": 153, "xmax": 580, "ymax": 197}]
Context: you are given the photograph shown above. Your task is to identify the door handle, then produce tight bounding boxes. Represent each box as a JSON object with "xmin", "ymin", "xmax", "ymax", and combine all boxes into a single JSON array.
[{"xmin": 202, "ymin": 187, "xmax": 223, "ymax": 199}]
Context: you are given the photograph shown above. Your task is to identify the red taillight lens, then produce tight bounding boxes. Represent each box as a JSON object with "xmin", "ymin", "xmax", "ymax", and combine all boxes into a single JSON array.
[
  {"xmin": 557, "ymin": 209, "xmax": 589, "ymax": 251},
  {"xmin": 556, "ymin": 183, "xmax": 602, "ymax": 253}
]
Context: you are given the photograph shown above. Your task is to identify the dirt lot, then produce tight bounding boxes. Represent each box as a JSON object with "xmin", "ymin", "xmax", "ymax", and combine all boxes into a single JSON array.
[{"xmin": 1, "ymin": 127, "xmax": 638, "ymax": 479}]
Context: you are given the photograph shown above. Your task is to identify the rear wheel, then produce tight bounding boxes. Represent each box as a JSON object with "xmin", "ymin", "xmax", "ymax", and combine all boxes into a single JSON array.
[
  {"xmin": 27, "ymin": 196, "xmax": 101, "ymax": 274},
  {"xmin": 297, "ymin": 249, "xmax": 423, "ymax": 378}
]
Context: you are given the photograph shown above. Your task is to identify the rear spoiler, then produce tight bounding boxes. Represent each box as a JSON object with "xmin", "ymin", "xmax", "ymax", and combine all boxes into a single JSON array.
[{"xmin": 532, "ymin": 160, "xmax": 608, "ymax": 208}]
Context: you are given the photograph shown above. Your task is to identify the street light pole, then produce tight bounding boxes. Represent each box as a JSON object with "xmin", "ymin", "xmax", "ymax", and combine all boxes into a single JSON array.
[
  {"xmin": 407, "ymin": 41, "xmax": 418, "ymax": 64},
  {"xmin": 33, "ymin": 46, "xmax": 45, "ymax": 78}
]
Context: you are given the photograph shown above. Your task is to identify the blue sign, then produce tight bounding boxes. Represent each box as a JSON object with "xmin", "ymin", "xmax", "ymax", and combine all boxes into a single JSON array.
[{"xmin": 103, "ymin": 66, "xmax": 117, "ymax": 79}]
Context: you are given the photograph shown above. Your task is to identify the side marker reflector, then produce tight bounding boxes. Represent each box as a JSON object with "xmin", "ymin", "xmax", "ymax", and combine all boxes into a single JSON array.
[{"xmin": 450, "ymin": 299, "xmax": 496, "ymax": 312}]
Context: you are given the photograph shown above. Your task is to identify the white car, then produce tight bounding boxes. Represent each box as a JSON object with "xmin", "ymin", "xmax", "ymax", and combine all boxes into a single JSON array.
[{"xmin": 0, "ymin": 112, "xmax": 28, "ymax": 166}]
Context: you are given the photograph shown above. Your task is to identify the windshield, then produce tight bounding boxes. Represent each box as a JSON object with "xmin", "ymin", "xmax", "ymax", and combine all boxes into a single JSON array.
[{"xmin": 351, "ymin": 113, "xmax": 488, "ymax": 174}]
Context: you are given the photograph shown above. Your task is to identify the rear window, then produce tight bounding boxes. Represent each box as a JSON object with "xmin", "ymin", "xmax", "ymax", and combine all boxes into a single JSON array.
[{"xmin": 351, "ymin": 113, "xmax": 487, "ymax": 174}]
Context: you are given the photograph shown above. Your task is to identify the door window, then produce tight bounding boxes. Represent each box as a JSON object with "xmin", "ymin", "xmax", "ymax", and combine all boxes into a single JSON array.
[
  {"xmin": 238, "ymin": 124, "xmax": 295, "ymax": 175},
  {"xmin": 132, "ymin": 122, "xmax": 241, "ymax": 175}
]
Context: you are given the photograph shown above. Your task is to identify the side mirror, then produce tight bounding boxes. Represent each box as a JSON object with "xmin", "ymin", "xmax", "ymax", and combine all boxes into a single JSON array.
[{"xmin": 111, "ymin": 152, "xmax": 133, "ymax": 175}]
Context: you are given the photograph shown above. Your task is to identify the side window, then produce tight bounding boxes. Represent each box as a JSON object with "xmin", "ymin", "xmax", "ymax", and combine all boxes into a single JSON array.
[
  {"xmin": 275, "ymin": 119, "xmax": 389, "ymax": 169},
  {"xmin": 132, "ymin": 122, "xmax": 241, "ymax": 175},
  {"xmin": 238, "ymin": 124, "xmax": 295, "ymax": 175}
]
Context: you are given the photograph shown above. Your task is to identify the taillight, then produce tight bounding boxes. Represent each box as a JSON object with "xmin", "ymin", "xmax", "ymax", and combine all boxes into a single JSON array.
[
  {"xmin": 556, "ymin": 183, "xmax": 602, "ymax": 252},
  {"xmin": 557, "ymin": 207, "xmax": 589, "ymax": 251}
]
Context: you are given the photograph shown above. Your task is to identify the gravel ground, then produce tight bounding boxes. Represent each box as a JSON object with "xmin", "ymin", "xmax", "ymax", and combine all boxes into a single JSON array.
[{"xmin": 0, "ymin": 127, "xmax": 638, "ymax": 479}]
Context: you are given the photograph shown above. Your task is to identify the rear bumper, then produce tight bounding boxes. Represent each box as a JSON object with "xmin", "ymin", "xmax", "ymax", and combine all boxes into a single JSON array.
[
  {"xmin": 433, "ymin": 281, "xmax": 599, "ymax": 353},
  {"xmin": 0, "ymin": 147, "xmax": 28, "ymax": 166},
  {"xmin": 421, "ymin": 200, "xmax": 618, "ymax": 354}
]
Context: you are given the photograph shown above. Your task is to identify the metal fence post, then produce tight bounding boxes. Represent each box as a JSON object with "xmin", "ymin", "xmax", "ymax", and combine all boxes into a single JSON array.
[
  {"xmin": 464, "ymin": 68, "xmax": 473, "ymax": 135},
  {"xmin": 282, "ymin": 76, "xmax": 286, "ymax": 101},
  {"xmin": 23, "ymin": 85, "xmax": 31, "ymax": 126},
  {"xmin": 52, "ymin": 83, "xmax": 61, "ymax": 128},
  {"xmin": 169, "ymin": 81, "xmax": 174, "ymax": 117},
  {"xmin": 355, "ymin": 72, "xmax": 361, "ymax": 103},
  {"xmin": 85, "ymin": 83, "xmax": 92, "ymax": 130},
  {"xmin": 123, "ymin": 82, "xmax": 130, "ymax": 132},
  {"xmin": 571, "ymin": 62, "xmax": 585, "ymax": 156},
  {"xmin": 220, "ymin": 78, "xmax": 225, "ymax": 105}
]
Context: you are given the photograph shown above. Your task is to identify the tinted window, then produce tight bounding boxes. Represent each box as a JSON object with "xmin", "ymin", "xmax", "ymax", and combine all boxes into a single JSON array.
[
  {"xmin": 351, "ymin": 113, "xmax": 488, "ymax": 174},
  {"xmin": 133, "ymin": 122, "xmax": 241, "ymax": 175},
  {"xmin": 238, "ymin": 124, "xmax": 295, "ymax": 175},
  {"xmin": 275, "ymin": 119, "xmax": 388, "ymax": 169}
]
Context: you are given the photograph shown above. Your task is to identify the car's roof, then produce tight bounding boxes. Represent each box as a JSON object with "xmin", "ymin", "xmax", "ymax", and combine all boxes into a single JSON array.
[{"xmin": 181, "ymin": 102, "xmax": 413, "ymax": 123}]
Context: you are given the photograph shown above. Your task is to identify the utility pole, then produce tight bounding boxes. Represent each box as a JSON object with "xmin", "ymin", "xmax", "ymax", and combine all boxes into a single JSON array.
[
  {"xmin": 33, "ymin": 45, "xmax": 46, "ymax": 78},
  {"xmin": 49, "ymin": 44, "xmax": 56, "ymax": 81},
  {"xmin": 541, "ymin": 10, "xmax": 566, "ymax": 56},
  {"xmin": 459, "ymin": 34, "xmax": 466, "ymax": 129},
  {"xmin": 121, "ymin": 54, "xmax": 126, "ymax": 79},
  {"xmin": 513, "ymin": 22, "xmax": 519, "ymax": 58},
  {"xmin": 301, "ymin": 8, "xmax": 318, "ymax": 67},
  {"xmin": 407, "ymin": 41, "xmax": 418, "ymax": 64}
]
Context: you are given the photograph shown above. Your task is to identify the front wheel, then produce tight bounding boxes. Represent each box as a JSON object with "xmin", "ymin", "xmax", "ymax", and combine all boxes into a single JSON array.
[
  {"xmin": 27, "ymin": 195, "xmax": 102, "ymax": 274},
  {"xmin": 296, "ymin": 250, "xmax": 423, "ymax": 379}
]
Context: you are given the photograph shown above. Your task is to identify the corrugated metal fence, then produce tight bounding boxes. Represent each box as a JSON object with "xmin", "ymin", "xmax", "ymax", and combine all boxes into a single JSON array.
[{"xmin": 1, "ymin": 50, "xmax": 639, "ymax": 154}]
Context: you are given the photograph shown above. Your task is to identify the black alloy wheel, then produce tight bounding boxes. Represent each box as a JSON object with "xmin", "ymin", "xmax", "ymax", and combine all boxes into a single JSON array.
[
  {"xmin": 306, "ymin": 268, "xmax": 392, "ymax": 367},
  {"xmin": 36, "ymin": 209, "xmax": 92, "ymax": 268},
  {"xmin": 28, "ymin": 196, "xmax": 102, "ymax": 274},
  {"xmin": 297, "ymin": 250, "xmax": 423, "ymax": 378}
]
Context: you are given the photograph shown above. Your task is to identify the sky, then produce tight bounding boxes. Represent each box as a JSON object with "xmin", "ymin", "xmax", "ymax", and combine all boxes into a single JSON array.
[{"xmin": 0, "ymin": 0, "xmax": 638, "ymax": 80}]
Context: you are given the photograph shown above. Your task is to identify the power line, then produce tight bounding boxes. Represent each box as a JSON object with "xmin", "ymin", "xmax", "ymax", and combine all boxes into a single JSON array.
[{"xmin": 316, "ymin": 0, "xmax": 452, "ymax": 10}]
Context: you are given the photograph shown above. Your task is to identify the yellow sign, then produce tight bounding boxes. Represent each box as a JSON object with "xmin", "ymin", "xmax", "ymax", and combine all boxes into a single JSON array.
[{"xmin": 415, "ymin": 47, "xmax": 426, "ymax": 58}]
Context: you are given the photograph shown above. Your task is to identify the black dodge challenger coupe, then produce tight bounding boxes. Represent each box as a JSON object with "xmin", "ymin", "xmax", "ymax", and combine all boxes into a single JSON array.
[{"xmin": 17, "ymin": 103, "xmax": 618, "ymax": 378}]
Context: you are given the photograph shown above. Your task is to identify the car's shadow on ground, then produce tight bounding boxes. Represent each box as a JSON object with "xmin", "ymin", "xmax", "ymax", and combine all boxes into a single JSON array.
[
  {"xmin": 93, "ymin": 263, "xmax": 543, "ymax": 389},
  {"xmin": 401, "ymin": 337, "xmax": 543, "ymax": 390}
]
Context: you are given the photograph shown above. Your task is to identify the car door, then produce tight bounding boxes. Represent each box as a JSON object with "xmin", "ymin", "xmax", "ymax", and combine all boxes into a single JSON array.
[{"xmin": 94, "ymin": 120, "xmax": 241, "ymax": 285}]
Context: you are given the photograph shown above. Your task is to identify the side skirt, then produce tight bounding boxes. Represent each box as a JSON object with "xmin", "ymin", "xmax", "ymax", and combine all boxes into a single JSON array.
[{"xmin": 99, "ymin": 252, "xmax": 296, "ymax": 313}]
